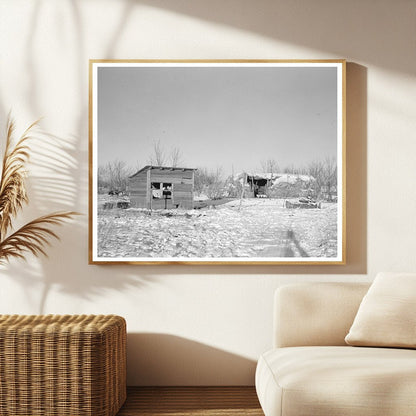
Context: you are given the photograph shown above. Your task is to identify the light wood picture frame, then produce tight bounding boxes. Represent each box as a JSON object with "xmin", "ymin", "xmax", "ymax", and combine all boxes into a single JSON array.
[{"xmin": 89, "ymin": 60, "xmax": 346, "ymax": 265}]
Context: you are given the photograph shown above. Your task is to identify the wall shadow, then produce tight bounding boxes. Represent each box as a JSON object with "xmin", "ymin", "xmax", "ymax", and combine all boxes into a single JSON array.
[
  {"xmin": 136, "ymin": 0, "xmax": 414, "ymax": 76},
  {"xmin": 127, "ymin": 333, "xmax": 257, "ymax": 386},
  {"xmin": 343, "ymin": 63, "xmax": 368, "ymax": 274}
]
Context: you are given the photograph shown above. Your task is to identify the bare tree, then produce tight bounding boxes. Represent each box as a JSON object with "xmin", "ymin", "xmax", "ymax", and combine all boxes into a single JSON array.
[
  {"xmin": 148, "ymin": 139, "xmax": 166, "ymax": 166},
  {"xmin": 194, "ymin": 167, "xmax": 225, "ymax": 199},
  {"xmin": 322, "ymin": 157, "xmax": 337, "ymax": 201},
  {"xmin": 98, "ymin": 160, "xmax": 132, "ymax": 193},
  {"xmin": 307, "ymin": 160, "xmax": 324, "ymax": 198},
  {"xmin": 148, "ymin": 140, "xmax": 184, "ymax": 167},
  {"xmin": 283, "ymin": 164, "xmax": 303, "ymax": 174},
  {"xmin": 170, "ymin": 146, "xmax": 182, "ymax": 167},
  {"xmin": 208, "ymin": 167, "xmax": 225, "ymax": 199},
  {"xmin": 307, "ymin": 157, "xmax": 337, "ymax": 200},
  {"xmin": 97, "ymin": 164, "xmax": 110, "ymax": 191},
  {"xmin": 261, "ymin": 158, "xmax": 280, "ymax": 174}
]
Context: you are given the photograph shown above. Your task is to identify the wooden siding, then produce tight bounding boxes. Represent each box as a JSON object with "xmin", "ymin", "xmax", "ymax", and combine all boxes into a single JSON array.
[
  {"xmin": 173, "ymin": 183, "xmax": 193, "ymax": 209},
  {"xmin": 129, "ymin": 171, "xmax": 149, "ymax": 195},
  {"xmin": 129, "ymin": 170, "xmax": 149, "ymax": 208},
  {"xmin": 149, "ymin": 170, "xmax": 193, "ymax": 184},
  {"xmin": 149, "ymin": 168, "xmax": 194, "ymax": 181},
  {"xmin": 150, "ymin": 199, "xmax": 174, "ymax": 210},
  {"xmin": 150, "ymin": 176, "xmax": 193, "ymax": 185}
]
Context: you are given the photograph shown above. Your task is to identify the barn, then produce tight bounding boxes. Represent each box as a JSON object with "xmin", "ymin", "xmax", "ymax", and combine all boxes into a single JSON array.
[{"xmin": 128, "ymin": 165, "xmax": 196, "ymax": 210}]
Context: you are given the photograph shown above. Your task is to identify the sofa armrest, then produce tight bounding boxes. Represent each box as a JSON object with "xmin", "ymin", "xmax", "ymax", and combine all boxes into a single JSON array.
[{"xmin": 274, "ymin": 282, "xmax": 370, "ymax": 348}]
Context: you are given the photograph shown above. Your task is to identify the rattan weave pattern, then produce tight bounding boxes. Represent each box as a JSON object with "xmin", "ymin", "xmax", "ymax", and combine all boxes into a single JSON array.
[{"xmin": 0, "ymin": 314, "xmax": 126, "ymax": 416}]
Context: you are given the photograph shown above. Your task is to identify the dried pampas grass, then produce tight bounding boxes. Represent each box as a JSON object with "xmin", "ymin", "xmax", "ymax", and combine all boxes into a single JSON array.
[{"xmin": 0, "ymin": 116, "xmax": 78, "ymax": 264}]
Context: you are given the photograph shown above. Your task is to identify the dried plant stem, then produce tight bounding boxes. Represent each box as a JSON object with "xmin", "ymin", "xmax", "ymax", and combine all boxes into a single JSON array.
[{"xmin": 0, "ymin": 116, "xmax": 78, "ymax": 264}]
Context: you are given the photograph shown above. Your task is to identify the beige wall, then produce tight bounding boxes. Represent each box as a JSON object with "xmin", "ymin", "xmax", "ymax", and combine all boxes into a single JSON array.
[{"xmin": 0, "ymin": 0, "xmax": 415, "ymax": 385}]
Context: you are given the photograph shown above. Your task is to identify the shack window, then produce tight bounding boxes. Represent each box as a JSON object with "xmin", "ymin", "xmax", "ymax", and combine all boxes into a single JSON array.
[{"xmin": 151, "ymin": 182, "xmax": 172, "ymax": 199}]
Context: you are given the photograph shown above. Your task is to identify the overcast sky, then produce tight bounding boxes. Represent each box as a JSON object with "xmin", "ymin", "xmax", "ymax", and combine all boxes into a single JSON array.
[{"xmin": 97, "ymin": 64, "xmax": 338, "ymax": 175}]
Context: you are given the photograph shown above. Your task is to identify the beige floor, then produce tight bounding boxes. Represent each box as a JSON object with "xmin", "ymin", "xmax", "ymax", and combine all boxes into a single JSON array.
[{"xmin": 117, "ymin": 386, "xmax": 263, "ymax": 416}]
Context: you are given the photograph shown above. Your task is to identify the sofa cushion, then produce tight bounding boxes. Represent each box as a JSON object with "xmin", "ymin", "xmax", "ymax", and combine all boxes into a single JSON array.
[
  {"xmin": 256, "ymin": 346, "xmax": 416, "ymax": 416},
  {"xmin": 274, "ymin": 283, "xmax": 370, "ymax": 348},
  {"xmin": 345, "ymin": 272, "xmax": 416, "ymax": 348}
]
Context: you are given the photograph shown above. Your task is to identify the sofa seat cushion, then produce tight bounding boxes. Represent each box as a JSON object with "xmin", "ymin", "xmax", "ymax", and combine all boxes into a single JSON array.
[{"xmin": 256, "ymin": 346, "xmax": 416, "ymax": 416}]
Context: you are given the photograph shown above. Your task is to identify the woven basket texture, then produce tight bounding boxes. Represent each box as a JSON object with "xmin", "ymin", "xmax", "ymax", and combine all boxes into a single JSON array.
[{"xmin": 0, "ymin": 314, "xmax": 126, "ymax": 416}]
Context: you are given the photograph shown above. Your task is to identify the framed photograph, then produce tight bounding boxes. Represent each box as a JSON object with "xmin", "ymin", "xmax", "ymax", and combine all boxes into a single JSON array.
[{"xmin": 89, "ymin": 60, "xmax": 346, "ymax": 265}]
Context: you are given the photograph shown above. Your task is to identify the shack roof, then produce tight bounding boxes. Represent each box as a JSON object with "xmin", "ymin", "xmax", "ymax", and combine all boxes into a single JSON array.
[{"xmin": 129, "ymin": 165, "xmax": 197, "ymax": 178}]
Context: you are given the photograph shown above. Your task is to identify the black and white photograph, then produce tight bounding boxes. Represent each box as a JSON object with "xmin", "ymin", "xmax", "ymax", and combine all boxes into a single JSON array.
[{"xmin": 89, "ymin": 60, "xmax": 345, "ymax": 264}]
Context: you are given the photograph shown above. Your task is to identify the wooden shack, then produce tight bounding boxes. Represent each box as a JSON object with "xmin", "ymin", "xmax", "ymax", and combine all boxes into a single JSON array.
[{"xmin": 128, "ymin": 165, "xmax": 196, "ymax": 210}]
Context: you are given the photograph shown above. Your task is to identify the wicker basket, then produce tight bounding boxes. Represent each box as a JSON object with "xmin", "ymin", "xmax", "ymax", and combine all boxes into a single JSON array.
[{"xmin": 0, "ymin": 314, "xmax": 126, "ymax": 416}]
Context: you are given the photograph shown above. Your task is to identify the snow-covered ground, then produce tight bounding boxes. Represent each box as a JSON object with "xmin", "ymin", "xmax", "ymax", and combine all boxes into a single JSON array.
[{"xmin": 97, "ymin": 198, "xmax": 338, "ymax": 259}]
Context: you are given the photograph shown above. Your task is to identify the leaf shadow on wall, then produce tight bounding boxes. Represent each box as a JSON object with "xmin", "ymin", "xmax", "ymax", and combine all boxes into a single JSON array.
[
  {"xmin": 0, "ymin": 0, "xmax": 161, "ymax": 313},
  {"xmin": 126, "ymin": 333, "xmax": 257, "ymax": 386},
  {"xmin": 0, "ymin": 127, "xmax": 156, "ymax": 314}
]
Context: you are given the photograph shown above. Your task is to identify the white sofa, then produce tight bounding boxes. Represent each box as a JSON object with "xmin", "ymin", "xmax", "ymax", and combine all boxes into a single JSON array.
[{"xmin": 255, "ymin": 282, "xmax": 416, "ymax": 416}]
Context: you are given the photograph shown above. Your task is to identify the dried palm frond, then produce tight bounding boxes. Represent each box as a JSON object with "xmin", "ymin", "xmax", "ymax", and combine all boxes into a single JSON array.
[
  {"xmin": 0, "ymin": 212, "xmax": 78, "ymax": 265},
  {"xmin": 0, "ymin": 116, "xmax": 79, "ymax": 264}
]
